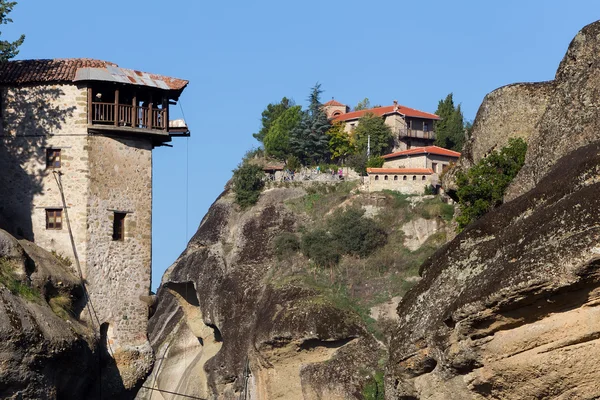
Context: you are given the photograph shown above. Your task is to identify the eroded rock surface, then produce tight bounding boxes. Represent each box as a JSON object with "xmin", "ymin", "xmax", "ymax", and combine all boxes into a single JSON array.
[
  {"xmin": 386, "ymin": 141, "xmax": 600, "ymax": 399},
  {"xmin": 138, "ymin": 188, "xmax": 382, "ymax": 400},
  {"xmin": 444, "ymin": 20, "xmax": 600, "ymax": 202}
]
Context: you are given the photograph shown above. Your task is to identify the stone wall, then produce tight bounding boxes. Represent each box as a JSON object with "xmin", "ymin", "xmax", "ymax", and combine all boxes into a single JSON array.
[
  {"xmin": 86, "ymin": 135, "xmax": 152, "ymax": 348},
  {"xmin": 367, "ymin": 172, "xmax": 434, "ymax": 194},
  {"xmin": 383, "ymin": 154, "xmax": 457, "ymax": 172},
  {"xmin": 0, "ymin": 83, "xmax": 88, "ymax": 274}
]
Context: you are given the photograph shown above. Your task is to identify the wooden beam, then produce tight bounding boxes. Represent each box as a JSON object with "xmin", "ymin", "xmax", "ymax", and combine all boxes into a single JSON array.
[
  {"xmin": 163, "ymin": 95, "xmax": 169, "ymax": 132},
  {"xmin": 114, "ymin": 88, "xmax": 120, "ymax": 126},
  {"xmin": 132, "ymin": 91, "xmax": 137, "ymax": 128},
  {"xmin": 147, "ymin": 94, "xmax": 153, "ymax": 129},
  {"xmin": 87, "ymin": 87, "xmax": 93, "ymax": 124}
]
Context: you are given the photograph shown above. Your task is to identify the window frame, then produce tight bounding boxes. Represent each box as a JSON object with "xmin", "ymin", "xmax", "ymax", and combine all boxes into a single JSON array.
[
  {"xmin": 112, "ymin": 212, "xmax": 126, "ymax": 241},
  {"xmin": 46, "ymin": 208, "xmax": 63, "ymax": 230},
  {"xmin": 46, "ymin": 148, "xmax": 62, "ymax": 169}
]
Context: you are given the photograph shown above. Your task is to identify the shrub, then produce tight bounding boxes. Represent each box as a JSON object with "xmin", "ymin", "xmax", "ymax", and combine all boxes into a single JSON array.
[
  {"xmin": 424, "ymin": 185, "xmax": 436, "ymax": 195},
  {"xmin": 366, "ymin": 156, "xmax": 385, "ymax": 169},
  {"xmin": 51, "ymin": 250, "xmax": 72, "ymax": 267},
  {"xmin": 286, "ymin": 155, "xmax": 301, "ymax": 172},
  {"xmin": 232, "ymin": 163, "xmax": 265, "ymax": 209},
  {"xmin": 273, "ymin": 232, "xmax": 300, "ymax": 259},
  {"xmin": 328, "ymin": 208, "xmax": 387, "ymax": 257},
  {"xmin": 0, "ymin": 257, "xmax": 39, "ymax": 301},
  {"xmin": 49, "ymin": 293, "xmax": 73, "ymax": 319},
  {"xmin": 456, "ymin": 137, "xmax": 527, "ymax": 230},
  {"xmin": 301, "ymin": 229, "xmax": 340, "ymax": 267}
]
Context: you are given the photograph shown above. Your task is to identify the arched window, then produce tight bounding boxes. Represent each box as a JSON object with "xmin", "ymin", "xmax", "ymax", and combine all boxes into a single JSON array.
[
  {"xmin": 384, "ymin": 175, "xmax": 388, "ymax": 181},
  {"xmin": 403, "ymin": 176, "xmax": 407, "ymax": 180},
  {"xmin": 413, "ymin": 176, "xmax": 416, "ymax": 181},
  {"xmin": 332, "ymin": 111, "xmax": 341, "ymax": 117},
  {"xmin": 422, "ymin": 176, "xmax": 426, "ymax": 180},
  {"xmin": 375, "ymin": 175, "xmax": 379, "ymax": 181},
  {"xmin": 394, "ymin": 175, "xmax": 398, "ymax": 181}
]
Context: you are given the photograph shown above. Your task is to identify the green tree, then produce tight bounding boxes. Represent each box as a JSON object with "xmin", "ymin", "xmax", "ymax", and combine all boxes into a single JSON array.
[
  {"xmin": 327, "ymin": 121, "xmax": 355, "ymax": 162},
  {"xmin": 327, "ymin": 207, "xmax": 387, "ymax": 257},
  {"xmin": 231, "ymin": 163, "xmax": 265, "ymax": 209},
  {"xmin": 0, "ymin": 1, "xmax": 24, "ymax": 61},
  {"xmin": 354, "ymin": 97, "xmax": 371, "ymax": 111},
  {"xmin": 353, "ymin": 113, "xmax": 393, "ymax": 157},
  {"xmin": 263, "ymin": 105, "xmax": 302, "ymax": 160},
  {"xmin": 253, "ymin": 97, "xmax": 294, "ymax": 143},
  {"xmin": 456, "ymin": 137, "xmax": 527, "ymax": 230},
  {"xmin": 290, "ymin": 84, "xmax": 331, "ymax": 164},
  {"xmin": 434, "ymin": 93, "xmax": 466, "ymax": 152}
]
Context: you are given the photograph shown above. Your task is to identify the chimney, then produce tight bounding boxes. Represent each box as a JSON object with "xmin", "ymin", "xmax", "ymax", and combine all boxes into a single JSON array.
[{"xmin": 393, "ymin": 100, "xmax": 398, "ymax": 111}]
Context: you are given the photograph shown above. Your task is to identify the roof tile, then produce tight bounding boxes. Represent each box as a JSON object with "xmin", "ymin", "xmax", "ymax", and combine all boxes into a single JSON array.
[
  {"xmin": 367, "ymin": 168, "xmax": 433, "ymax": 174},
  {"xmin": 381, "ymin": 146, "xmax": 461, "ymax": 159},
  {"xmin": 333, "ymin": 104, "xmax": 439, "ymax": 121}
]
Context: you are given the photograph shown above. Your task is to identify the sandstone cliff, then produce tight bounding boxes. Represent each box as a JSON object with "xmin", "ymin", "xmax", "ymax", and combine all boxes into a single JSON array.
[
  {"xmin": 137, "ymin": 185, "xmax": 453, "ymax": 400},
  {"xmin": 387, "ymin": 20, "xmax": 600, "ymax": 400}
]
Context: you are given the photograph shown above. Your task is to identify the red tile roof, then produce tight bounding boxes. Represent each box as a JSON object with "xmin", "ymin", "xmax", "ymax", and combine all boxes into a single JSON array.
[
  {"xmin": 323, "ymin": 99, "xmax": 346, "ymax": 107},
  {"xmin": 367, "ymin": 168, "xmax": 433, "ymax": 175},
  {"xmin": 381, "ymin": 146, "xmax": 461, "ymax": 159},
  {"xmin": 333, "ymin": 104, "xmax": 439, "ymax": 121},
  {"xmin": 0, "ymin": 58, "xmax": 188, "ymax": 90}
]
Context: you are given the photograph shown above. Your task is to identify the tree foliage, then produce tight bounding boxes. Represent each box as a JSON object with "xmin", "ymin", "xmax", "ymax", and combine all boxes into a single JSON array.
[
  {"xmin": 354, "ymin": 97, "xmax": 371, "ymax": 111},
  {"xmin": 327, "ymin": 208, "xmax": 386, "ymax": 257},
  {"xmin": 290, "ymin": 84, "xmax": 331, "ymax": 164},
  {"xmin": 456, "ymin": 137, "xmax": 527, "ymax": 230},
  {"xmin": 263, "ymin": 105, "xmax": 302, "ymax": 160},
  {"xmin": 0, "ymin": 1, "xmax": 24, "ymax": 62},
  {"xmin": 434, "ymin": 93, "xmax": 466, "ymax": 152},
  {"xmin": 327, "ymin": 121, "xmax": 355, "ymax": 161},
  {"xmin": 231, "ymin": 163, "xmax": 265, "ymax": 209},
  {"xmin": 353, "ymin": 113, "xmax": 393, "ymax": 157},
  {"xmin": 253, "ymin": 97, "xmax": 294, "ymax": 143}
]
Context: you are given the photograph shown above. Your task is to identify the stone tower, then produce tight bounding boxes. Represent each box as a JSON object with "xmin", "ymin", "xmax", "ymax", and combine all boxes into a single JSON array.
[{"xmin": 0, "ymin": 58, "xmax": 190, "ymax": 388}]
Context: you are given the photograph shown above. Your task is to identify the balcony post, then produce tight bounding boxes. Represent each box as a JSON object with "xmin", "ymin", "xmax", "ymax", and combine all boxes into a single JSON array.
[
  {"xmin": 147, "ymin": 95, "xmax": 153, "ymax": 129},
  {"xmin": 162, "ymin": 96, "xmax": 169, "ymax": 131},
  {"xmin": 132, "ymin": 92, "xmax": 137, "ymax": 128},
  {"xmin": 87, "ymin": 87, "xmax": 93, "ymax": 124},
  {"xmin": 114, "ymin": 88, "xmax": 119, "ymax": 127}
]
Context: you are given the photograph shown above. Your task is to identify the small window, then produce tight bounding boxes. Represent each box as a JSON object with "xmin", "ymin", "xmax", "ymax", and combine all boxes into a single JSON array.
[
  {"xmin": 384, "ymin": 175, "xmax": 388, "ymax": 181},
  {"xmin": 46, "ymin": 148, "xmax": 61, "ymax": 168},
  {"xmin": 422, "ymin": 176, "xmax": 426, "ymax": 180},
  {"xmin": 112, "ymin": 212, "xmax": 126, "ymax": 241},
  {"xmin": 403, "ymin": 176, "xmax": 407, "ymax": 181},
  {"xmin": 46, "ymin": 209, "xmax": 63, "ymax": 230},
  {"xmin": 375, "ymin": 175, "xmax": 379, "ymax": 181},
  {"xmin": 413, "ymin": 176, "xmax": 417, "ymax": 181},
  {"xmin": 394, "ymin": 175, "xmax": 398, "ymax": 181},
  {"xmin": 424, "ymin": 122, "xmax": 429, "ymax": 132}
]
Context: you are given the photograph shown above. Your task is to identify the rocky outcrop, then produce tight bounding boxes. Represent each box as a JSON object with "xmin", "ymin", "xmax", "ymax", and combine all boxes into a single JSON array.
[
  {"xmin": 444, "ymin": 20, "xmax": 600, "ymax": 202},
  {"xmin": 138, "ymin": 188, "xmax": 383, "ymax": 400},
  {"xmin": 0, "ymin": 229, "xmax": 101, "ymax": 399},
  {"xmin": 386, "ymin": 139, "xmax": 600, "ymax": 399}
]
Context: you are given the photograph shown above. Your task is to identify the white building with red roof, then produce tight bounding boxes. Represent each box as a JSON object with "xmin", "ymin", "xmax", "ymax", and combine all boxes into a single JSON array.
[
  {"xmin": 323, "ymin": 99, "xmax": 440, "ymax": 151},
  {"xmin": 366, "ymin": 146, "xmax": 461, "ymax": 194}
]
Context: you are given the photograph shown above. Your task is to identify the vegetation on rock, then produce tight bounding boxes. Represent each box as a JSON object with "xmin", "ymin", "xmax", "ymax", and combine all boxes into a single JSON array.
[
  {"xmin": 456, "ymin": 137, "xmax": 527, "ymax": 230},
  {"xmin": 0, "ymin": 257, "xmax": 39, "ymax": 301},
  {"xmin": 232, "ymin": 162, "xmax": 265, "ymax": 208}
]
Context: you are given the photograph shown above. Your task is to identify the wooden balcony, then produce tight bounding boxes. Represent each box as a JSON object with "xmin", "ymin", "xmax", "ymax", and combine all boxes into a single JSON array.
[
  {"xmin": 91, "ymin": 102, "xmax": 167, "ymax": 131},
  {"xmin": 398, "ymin": 128, "xmax": 436, "ymax": 140}
]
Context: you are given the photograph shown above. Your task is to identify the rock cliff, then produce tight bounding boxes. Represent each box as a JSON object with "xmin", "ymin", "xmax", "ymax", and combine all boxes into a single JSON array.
[
  {"xmin": 387, "ymin": 20, "xmax": 600, "ymax": 400},
  {"xmin": 444, "ymin": 20, "xmax": 600, "ymax": 202}
]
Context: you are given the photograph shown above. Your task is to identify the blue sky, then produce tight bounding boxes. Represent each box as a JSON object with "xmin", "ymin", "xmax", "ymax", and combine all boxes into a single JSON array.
[{"xmin": 6, "ymin": 1, "xmax": 599, "ymax": 290}]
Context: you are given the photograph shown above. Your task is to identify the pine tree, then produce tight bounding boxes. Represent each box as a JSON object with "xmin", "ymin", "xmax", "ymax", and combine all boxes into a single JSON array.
[
  {"xmin": 0, "ymin": 1, "xmax": 24, "ymax": 62},
  {"xmin": 434, "ymin": 93, "xmax": 465, "ymax": 152},
  {"xmin": 290, "ymin": 84, "xmax": 331, "ymax": 164}
]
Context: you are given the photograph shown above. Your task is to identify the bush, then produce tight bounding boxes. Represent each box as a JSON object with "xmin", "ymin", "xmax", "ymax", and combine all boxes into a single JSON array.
[
  {"xmin": 366, "ymin": 156, "xmax": 385, "ymax": 169},
  {"xmin": 232, "ymin": 163, "xmax": 265, "ymax": 209},
  {"xmin": 273, "ymin": 232, "xmax": 300, "ymax": 259},
  {"xmin": 0, "ymin": 257, "xmax": 39, "ymax": 301},
  {"xmin": 328, "ymin": 208, "xmax": 387, "ymax": 257},
  {"xmin": 286, "ymin": 155, "xmax": 301, "ymax": 172},
  {"xmin": 301, "ymin": 229, "xmax": 340, "ymax": 267},
  {"xmin": 456, "ymin": 137, "xmax": 527, "ymax": 230},
  {"xmin": 424, "ymin": 185, "xmax": 436, "ymax": 195},
  {"xmin": 51, "ymin": 250, "xmax": 72, "ymax": 267}
]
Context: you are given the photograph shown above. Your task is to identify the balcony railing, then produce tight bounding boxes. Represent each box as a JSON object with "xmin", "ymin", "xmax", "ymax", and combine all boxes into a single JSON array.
[
  {"xmin": 398, "ymin": 128, "xmax": 435, "ymax": 140},
  {"xmin": 91, "ymin": 102, "xmax": 167, "ymax": 131}
]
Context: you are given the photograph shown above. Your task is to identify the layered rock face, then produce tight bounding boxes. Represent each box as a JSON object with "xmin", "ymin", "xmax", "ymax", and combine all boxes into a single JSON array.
[
  {"xmin": 0, "ymin": 229, "xmax": 100, "ymax": 399},
  {"xmin": 138, "ymin": 188, "xmax": 382, "ymax": 400},
  {"xmin": 444, "ymin": 20, "xmax": 600, "ymax": 201},
  {"xmin": 387, "ymin": 139, "xmax": 600, "ymax": 399},
  {"xmin": 386, "ymin": 20, "xmax": 600, "ymax": 398}
]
